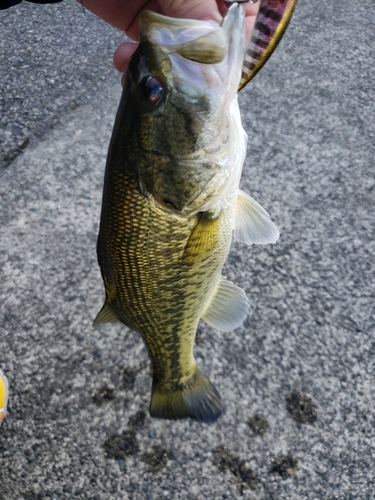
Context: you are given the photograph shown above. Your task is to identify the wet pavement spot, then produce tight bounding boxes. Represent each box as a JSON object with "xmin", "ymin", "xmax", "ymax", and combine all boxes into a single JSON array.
[
  {"xmin": 92, "ymin": 382, "xmax": 116, "ymax": 406},
  {"xmin": 269, "ymin": 453, "xmax": 298, "ymax": 479},
  {"xmin": 212, "ymin": 445, "xmax": 258, "ymax": 492},
  {"xmin": 142, "ymin": 445, "xmax": 175, "ymax": 473},
  {"xmin": 122, "ymin": 367, "xmax": 137, "ymax": 390},
  {"xmin": 285, "ymin": 391, "xmax": 317, "ymax": 424},
  {"xmin": 92, "ymin": 348, "xmax": 103, "ymax": 359},
  {"xmin": 129, "ymin": 410, "xmax": 147, "ymax": 428},
  {"xmin": 103, "ymin": 429, "xmax": 139, "ymax": 461},
  {"xmin": 247, "ymin": 413, "xmax": 270, "ymax": 436}
]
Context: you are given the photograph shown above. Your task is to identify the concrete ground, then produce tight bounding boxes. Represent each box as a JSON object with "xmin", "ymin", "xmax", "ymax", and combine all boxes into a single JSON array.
[{"xmin": 1, "ymin": 0, "xmax": 374, "ymax": 498}]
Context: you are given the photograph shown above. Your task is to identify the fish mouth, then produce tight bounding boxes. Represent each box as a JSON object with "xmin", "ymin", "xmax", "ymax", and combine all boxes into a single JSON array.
[
  {"xmin": 137, "ymin": 5, "xmax": 246, "ymax": 215},
  {"xmin": 219, "ymin": 3, "xmax": 246, "ymax": 94},
  {"xmin": 140, "ymin": 4, "xmax": 245, "ymax": 86},
  {"xmin": 140, "ymin": 11, "xmax": 227, "ymax": 64},
  {"xmin": 141, "ymin": 135, "xmax": 228, "ymax": 167}
]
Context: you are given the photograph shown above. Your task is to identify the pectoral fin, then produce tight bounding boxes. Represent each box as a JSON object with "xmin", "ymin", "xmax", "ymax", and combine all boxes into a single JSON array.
[
  {"xmin": 234, "ymin": 189, "xmax": 279, "ymax": 245},
  {"xmin": 201, "ymin": 275, "xmax": 249, "ymax": 332},
  {"xmin": 183, "ymin": 210, "xmax": 221, "ymax": 266}
]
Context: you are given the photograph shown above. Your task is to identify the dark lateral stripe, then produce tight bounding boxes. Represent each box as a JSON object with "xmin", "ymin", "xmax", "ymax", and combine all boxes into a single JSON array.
[
  {"xmin": 259, "ymin": 7, "xmax": 283, "ymax": 23},
  {"xmin": 255, "ymin": 22, "xmax": 272, "ymax": 38},
  {"xmin": 255, "ymin": 38, "xmax": 272, "ymax": 50},
  {"xmin": 242, "ymin": 60, "xmax": 254, "ymax": 70}
]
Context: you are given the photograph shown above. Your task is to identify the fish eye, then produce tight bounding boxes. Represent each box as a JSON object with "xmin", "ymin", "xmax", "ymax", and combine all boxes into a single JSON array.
[{"xmin": 140, "ymin": 76, "xmax": 164, "ymax": 105}]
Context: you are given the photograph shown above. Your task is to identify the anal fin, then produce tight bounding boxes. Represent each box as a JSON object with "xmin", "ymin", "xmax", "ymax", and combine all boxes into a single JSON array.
[
  {"xmin": 234, "ymin": 189, "xmax": 279, "ymax": 245},
  {"xmin": 201, "ymin": 275, "xmax": 249, "ymax": 332}
]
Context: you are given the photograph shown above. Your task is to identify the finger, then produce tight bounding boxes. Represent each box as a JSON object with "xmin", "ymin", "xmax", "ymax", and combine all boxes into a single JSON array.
[
  {"xmin": 242, "ymin": 2, "xmax": 260, "ymax": 43},
  {"xmin": 113, "ymin": 42, "xmax": 138, "ymax": 73},
  {"xmin": 158, "ymin": 0, "xmax": 222, "ymax": 23},
  {"xmin": 158, "ymin": 1, "xmax": 259, "ymax": 44}
]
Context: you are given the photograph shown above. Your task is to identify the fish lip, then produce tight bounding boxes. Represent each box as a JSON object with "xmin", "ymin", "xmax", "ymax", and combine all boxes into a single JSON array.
[
  {"xmin": 220, "ymin": 3, "xmax": 246, "ymax": 88},
  {"xmin": 139, "ymin": 10, "xmax": 222, "ymax": 55}
]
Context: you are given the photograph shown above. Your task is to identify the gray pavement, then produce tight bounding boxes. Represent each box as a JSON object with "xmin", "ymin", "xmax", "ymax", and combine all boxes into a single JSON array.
[
  {"xmin": 0, "ymin": 0, "xmax": 124, "ymax": 168},
  {"xmin": 1, "ymin": 0, "xmax": 375, "ymax": 498}
]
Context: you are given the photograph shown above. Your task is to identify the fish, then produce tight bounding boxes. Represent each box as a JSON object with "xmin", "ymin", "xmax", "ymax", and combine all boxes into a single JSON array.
[
  {"xmin": 95, "ymin": 1, "xmax": 297, "ymax": 423},
  {"xmin": 0, "ymin": 369, "xmax": 9, "ymax": 426}
]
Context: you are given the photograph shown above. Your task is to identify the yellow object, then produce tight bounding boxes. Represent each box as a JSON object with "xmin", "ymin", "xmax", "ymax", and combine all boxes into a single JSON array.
[{"xmin": 0, "ymin": 369, "xmax": 9, "ymax": 426}]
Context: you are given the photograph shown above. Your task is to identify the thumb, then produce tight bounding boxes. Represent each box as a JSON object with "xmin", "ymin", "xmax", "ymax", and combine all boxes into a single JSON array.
[{"xmin": 158, "ymin": 0, "xmax": 223, "ymax": 23}]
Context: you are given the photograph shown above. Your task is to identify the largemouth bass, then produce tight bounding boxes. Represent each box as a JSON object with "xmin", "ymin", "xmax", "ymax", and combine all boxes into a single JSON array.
[{"xmin": 95, "ymin": 2, "xmax": 296, "ymax": 423}]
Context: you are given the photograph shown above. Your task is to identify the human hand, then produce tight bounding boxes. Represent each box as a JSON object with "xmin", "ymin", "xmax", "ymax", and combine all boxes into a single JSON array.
[{"xmin": 80, "ymin": 0, "xmax": 260, "ymax": 79}]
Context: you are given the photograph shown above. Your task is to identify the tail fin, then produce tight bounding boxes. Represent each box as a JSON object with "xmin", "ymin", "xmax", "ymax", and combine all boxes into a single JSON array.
[{"xmin": 149, "ymin": 367, "xmax": 225, "ymax": 424}]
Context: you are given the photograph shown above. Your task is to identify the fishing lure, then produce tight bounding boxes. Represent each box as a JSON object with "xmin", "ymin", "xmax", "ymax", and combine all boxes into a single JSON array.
[{"xmin": 228, "ymin": 0, "xmax": 299, "ymax": 90}]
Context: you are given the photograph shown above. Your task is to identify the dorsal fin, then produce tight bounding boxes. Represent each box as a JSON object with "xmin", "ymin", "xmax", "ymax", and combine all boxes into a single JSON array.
[{"xmin": 94, "ymin": 301, "xmax": 120, "ymax": 325}]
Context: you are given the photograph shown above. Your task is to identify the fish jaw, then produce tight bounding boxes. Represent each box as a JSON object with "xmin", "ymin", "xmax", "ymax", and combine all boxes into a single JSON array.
[
  {"xmin": 127, "ymin": 5, "xmax": 248, "ymax": 216},
  {"xmin": 140, "ymin": 3, "xmax": 245, "ymax": 103},
  {"xmin": 138, "ymin": 4, "xmax": 246, "ymax": 142},
  {"xmin": 139, "ymin": 96, "xmax": 247, "ymax": 217}
]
